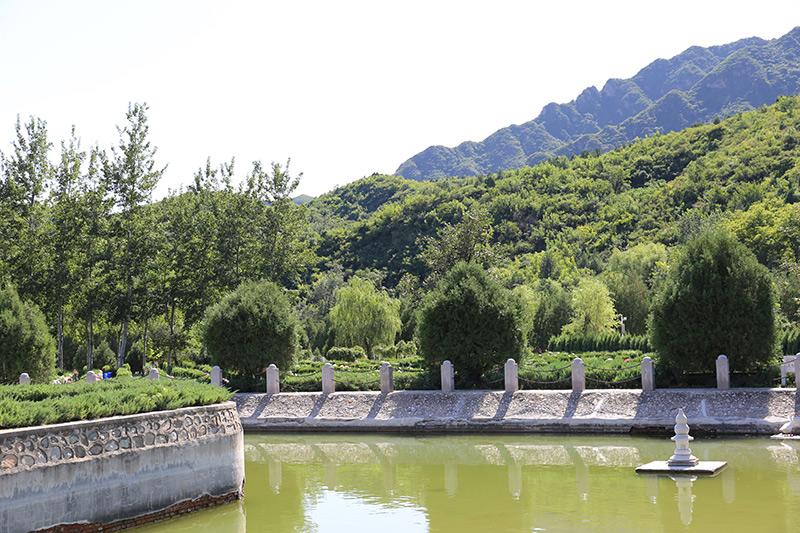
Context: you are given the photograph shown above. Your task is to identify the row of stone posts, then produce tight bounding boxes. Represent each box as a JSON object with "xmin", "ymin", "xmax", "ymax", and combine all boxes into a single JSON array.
[
  {"xmin": 19, "ymin": 353, "xmax": 795, "ymax": 391},
  {"xmin": 254, "ymin": 357, "xmax": 661, "ymax": 394}
]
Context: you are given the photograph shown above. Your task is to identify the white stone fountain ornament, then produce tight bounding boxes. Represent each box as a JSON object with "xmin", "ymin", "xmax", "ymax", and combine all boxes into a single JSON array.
[{"xmin": 636, "ymin": 408, "xmax": 727, "ymax": 475}]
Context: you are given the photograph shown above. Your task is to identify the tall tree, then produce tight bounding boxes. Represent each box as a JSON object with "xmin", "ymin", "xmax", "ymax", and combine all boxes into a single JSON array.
[
  {"xmin": 48, "ymin": 127, "xmax": 86, "ymax": 368},
  {"xmin": 245, "ymin": 160, "xmax": 316, "ymax": 286},
  {"xmin": 105, "ymin": 103, "xmax": 165, "ymax": 368},
  {"xmin": 73, "ymin": 147, "xmax": 113, "ymax": 371},
  {"xmin": 0, "ymin": 116, "xmax": 54, "ymax": 308}
]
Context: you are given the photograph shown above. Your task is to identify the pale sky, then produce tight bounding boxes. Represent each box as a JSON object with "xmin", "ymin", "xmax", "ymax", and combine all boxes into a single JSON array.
[{"xmin": 1, "ymin": 1, "xmax": 799, "ymax": 199}]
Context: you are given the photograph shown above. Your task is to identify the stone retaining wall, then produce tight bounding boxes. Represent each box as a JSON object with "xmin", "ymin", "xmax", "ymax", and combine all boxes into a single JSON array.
[
  {"xmin": 0, "ymin": 401, "xmax": 244, "ymax": 533},
  {"xmin": 234, "ymin": 388, "xmax": 795, "ymax": 435}
]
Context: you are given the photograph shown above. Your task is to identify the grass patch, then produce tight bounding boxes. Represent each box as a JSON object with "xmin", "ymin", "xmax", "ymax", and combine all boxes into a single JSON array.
[{"xmin": 0, "ymin": 378, "xmax": 232, "ymax": 430}]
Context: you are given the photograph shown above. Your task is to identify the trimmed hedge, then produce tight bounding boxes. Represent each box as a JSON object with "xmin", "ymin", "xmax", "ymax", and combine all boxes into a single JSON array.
[
  {"xmin": 547, "ymin": 332, "xmax": 652, "ymax": 353},
  {"xmin": 0, "ymin": 378, "xmax": 232, "ymax": 429}
]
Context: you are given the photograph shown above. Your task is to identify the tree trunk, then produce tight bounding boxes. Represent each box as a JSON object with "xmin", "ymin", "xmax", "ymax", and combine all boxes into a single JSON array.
[
  {"xmin": 86, "ymin": 319, "xmax": 94, "ymax": 371},
  {"xmin": 57, "ymin": 304, "xmax": 64, "ymax": 370},
  {"xmin": 118, "ymin": 314, "xmax": 129, "ymax": 369},
  {"xmin": 168, "ymin": 300, "xmax": 176, "ymax": 368},
  {"xmin": 142, "ymin": 315, "xmax": 149, "ymax": 370}
]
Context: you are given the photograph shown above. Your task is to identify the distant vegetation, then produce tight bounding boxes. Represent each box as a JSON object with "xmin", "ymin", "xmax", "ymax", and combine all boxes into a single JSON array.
[{"xmin": 2, "ymin": 79, "xmax": 800, "ymax": 389}]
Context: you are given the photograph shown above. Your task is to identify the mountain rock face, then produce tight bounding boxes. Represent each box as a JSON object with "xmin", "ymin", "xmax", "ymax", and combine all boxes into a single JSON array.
[{"xmin": 396, "ymin": 27, "xmax": 800, "ymax": 181}]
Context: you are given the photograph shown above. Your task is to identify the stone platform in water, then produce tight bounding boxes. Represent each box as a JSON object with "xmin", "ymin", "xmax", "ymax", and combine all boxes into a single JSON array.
[{"xmin": 635, "ymin": 460, "xmax": 728, "ymax": 476}]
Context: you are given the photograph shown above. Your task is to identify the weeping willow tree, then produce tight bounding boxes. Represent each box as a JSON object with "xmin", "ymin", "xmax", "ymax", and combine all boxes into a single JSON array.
[{"xmin": 328, "ymin": 277, "xmax": 401, "ymax": 358}]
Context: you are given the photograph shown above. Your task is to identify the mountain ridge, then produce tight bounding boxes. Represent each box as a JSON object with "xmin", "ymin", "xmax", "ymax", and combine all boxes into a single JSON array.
[{"xmin": 395, "ymin": 28, "xmax": 800, "ymax": 181}]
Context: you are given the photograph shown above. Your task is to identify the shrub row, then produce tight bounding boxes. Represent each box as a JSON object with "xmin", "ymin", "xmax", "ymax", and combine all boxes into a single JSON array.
[{"xmin": 547, "ymin": 332, "xmax": 652, "ymax": 353}]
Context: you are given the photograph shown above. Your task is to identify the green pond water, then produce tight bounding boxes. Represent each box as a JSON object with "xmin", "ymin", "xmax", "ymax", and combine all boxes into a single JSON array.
[{"xmin": 137, "ymin": 433, "xmax": 800, "ymax": 532}]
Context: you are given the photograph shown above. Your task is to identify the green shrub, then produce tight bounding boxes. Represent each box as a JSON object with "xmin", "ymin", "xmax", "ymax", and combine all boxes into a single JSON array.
[
  {"xmin": 203, "ymin": 280, "xmax": 299, "ymax": 378},
  {"xmin": 779, "ymin": 328, "xmax": 800, "ymax": 355},
  {"xmin": 326, "ymin": 346, "xmax": 366, "ymax": 361},
  {"xmin": 374, "ymin": 340, "xmax": 418, "ymax": 360},
  {"xmin": 418, "ymin": 262, "xmax": 525, "ymax": 381},
  {"xmin": 0, "ymin": 285, "xmax": 56, "ymax": 383},
  {"xmin": 650, "ymin": 229, "xmax": 776, "ymax": 373},
  {"xmin": 170, "ymin": 365, "xmax": 211, "ymax": 382}
]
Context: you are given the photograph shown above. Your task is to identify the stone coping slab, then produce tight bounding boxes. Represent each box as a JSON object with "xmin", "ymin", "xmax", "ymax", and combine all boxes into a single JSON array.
[{"xmin": 233, "ymin": 389, "xmax": 795, "ymax": 435}]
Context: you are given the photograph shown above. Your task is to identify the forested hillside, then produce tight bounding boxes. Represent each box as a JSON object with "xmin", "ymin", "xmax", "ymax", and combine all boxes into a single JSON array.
[
  {"xmin": 396, "ymin": 27, "xmax": 800, "ymax": 182},
  {"xmin": 311, "ymin": 94, "xmax": 800, "ymax": 333},
  {"xmin": 3, "ymin": 94, "xmax": 800, "ymax": 384}
]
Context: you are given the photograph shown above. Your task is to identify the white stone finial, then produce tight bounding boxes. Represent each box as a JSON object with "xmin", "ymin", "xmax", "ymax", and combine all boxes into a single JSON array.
[
  {"xmin": 668, "ymin": 408, "xmax": 699, "ymax": 467},
  {"xmin": 19, "ymin": 373, "xmax": 30, "ymax": 385}
]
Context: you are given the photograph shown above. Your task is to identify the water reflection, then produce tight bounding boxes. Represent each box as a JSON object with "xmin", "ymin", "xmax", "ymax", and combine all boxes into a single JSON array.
[
  {"xmin": 147, "ymin": 435, "xmax": 800, "ymax": 532},
  {"xmin": 670, "ymin": 475, "xmax": 697, "ymax": 526}
]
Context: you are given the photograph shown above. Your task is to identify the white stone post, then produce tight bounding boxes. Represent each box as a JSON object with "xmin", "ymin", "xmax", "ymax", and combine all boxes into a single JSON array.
[
  {"xmin": 781, "ymin": 354, "xmax": 797, "ymax": 387},
  {"xmin": 19, "ymin": 373, "xmax": 30, "ymax": 385},
  {"xmin": 149, "ymin": 367, "xmax": 160, "ymax": 381},
  {"xmin": 641, "ymin": 356, "xmax": 655, "ymax": 391},
  {"xmin": 504, "ymin": 358, "xmax": 518, "ymax": 393},
  {"xmin": 322, "ymin": 362, "xmax": 335, "ymax": 394},
  {"xmin": 380, "ymin": 362, "xmax": 394, "ymax": 394},
  {"xmin": 716, "ymin": 354, "xmax": 730, "ymax": 390},
  {"xmin": 441, "ymin": 360, "xmax": 454, "ymax": 392},
  {"xmin": 86, "ymin": 370, "xmax": 98, "ymax": 383},
  {"xmin": 267, "ymin": 364, "xmax": 280, "ymax": 394},
  {"xmin": 572, "ymin": 357, "xmax": 585, "ymax": 392},
  {"xmin": 211, "ymin": 365, "xmax": 222, "ymax": 387}
]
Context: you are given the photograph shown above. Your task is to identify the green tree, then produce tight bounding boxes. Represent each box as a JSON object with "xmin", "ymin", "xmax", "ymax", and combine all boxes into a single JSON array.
[
  {"xmin": 245, "ymin": 160, "xmax": 316, "ymax": 285},
  {"xmin": 0, "ymin": 116, "xmax": 54, "ymax": 310},
  {"xmin": 48, "ymin": 127, "xmax": 85, "ymax": 368},
  {"xmin": 602, "ymin": 243, "xmax": 669, "ymax": 335},
  {"xmin": 514, "ymin": 279, "xmax": 572, "ymax": 351},
  {"xmin": 418, "ymin": 262, "xmax": 524, "ymax": 381},
  {"xmin": 203, "ymin": 280, "xmax": 298, "ymax": 377},
  {"xmin": 73, "ymin": 147, "xmax": 113, "ymax": 371},
  {"xmin": 328, "ymin": 276, "xmax": 401, "ymax": 358},
  {"xmin": 418, "ymin": 204, "xmax": 494, "ymax": 285},
  {"xmin": 105, "ymin": 103, "xmax": 165, "ymax": 368},
  {"xmin": 0, "ymin": 285, "xmax": 56, "ymax": 383},
  {"xmin": 650, "ymin": 229, "xmax": 776, "ymax": 372},
  {"xmin": 561, "ymin": 277, "xmax": 617, "ymax": 337}
]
